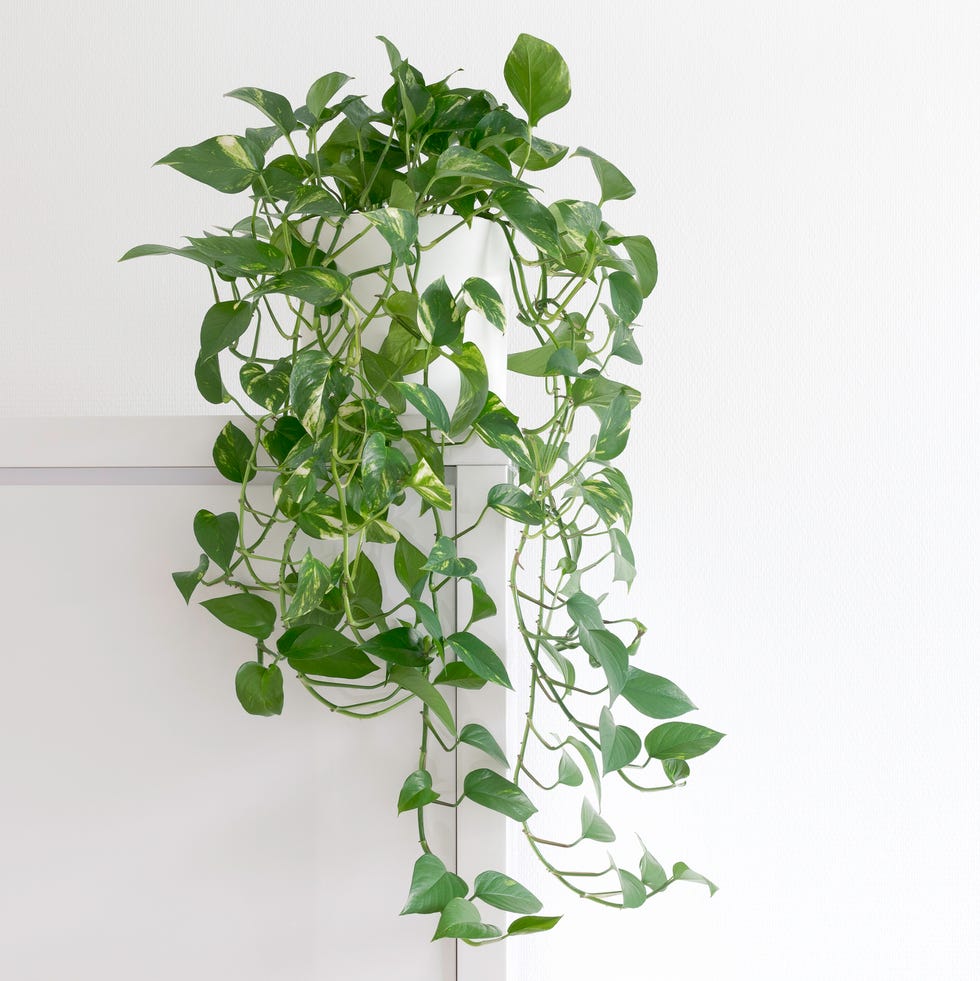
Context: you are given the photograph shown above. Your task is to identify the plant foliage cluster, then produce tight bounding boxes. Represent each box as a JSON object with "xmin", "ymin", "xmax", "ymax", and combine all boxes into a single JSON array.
[{"xmin": 124, "ymin": 33, "xmax": 723, "ymax": 944}]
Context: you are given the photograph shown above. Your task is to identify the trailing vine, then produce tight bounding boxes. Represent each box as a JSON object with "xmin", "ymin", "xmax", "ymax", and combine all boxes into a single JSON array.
[{"xmin": 123, "ymin": 33, "xmax": 723, "ymax": 944}]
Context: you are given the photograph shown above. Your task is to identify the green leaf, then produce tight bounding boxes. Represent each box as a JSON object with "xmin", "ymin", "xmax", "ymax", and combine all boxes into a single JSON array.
[
  {"xmin": 644, "ymin": 722, "xmax": 725, "ymax": 760},
  {"xmin": 461, "ymin": 277, "xmax": 507, "ymax": 332},
  {"xmin": 463, "ymin": 768, "xmax": 536, "ymax": 822},
  {"xmin": 361, "ymin": 626, "xmax": 428, "ymax": 668},
  {"xmin": 663, "ymin": 758, "xmax": 691, "ymax": 783},
  {"xmin": 508, "ymin": 322, "xmax": 588, "ymax": 376},
  {"xmin": 155, "ymin": 135, "xmax": 263, "ymax": 193},
  {"xmin": 283, "ymin": 627, "xmax": 377, "ymax": 679},
  {"xmin": 199, "ymin": 300, "xmax": 254, "ymax": 361},
  {"xmin": 240, "ymin": 358, "xmax": 290, "ymax": 410},
  {"xmin": 504, "ymin": 33, "xmax": 571, "ymax": 126},
  {"xmin": 639, "ymin": 841, "xmax": 668, "ymax": 891},
  {"xmin": 473, "ymin": 410, "xmax": 533, "ymax": 470},
  {"xmin": 570, "ymin": 374, "xmax": 641, "ymax": 412},
  {"xmin": 609, "ymin": 527, "xmax": 636, "ymax": 587},
  {"xmin": 202, "ymin": 593, "xmax": 277, "ymax": 639},
  {"xmin": 566, "ymin": 736, "xmax": 602, "ymax": 801},
  {"xmin": 172, "ymin": 554, "xmax": 208, "ymax": 604},
  {"xmin": 579, "ymin": 627, "xmax": 629, "ymax": 701},
  {"xmin": 422, "ymin": 536, "xmax": 477, "ymax": 578},
  {"xmin": 408, "ymin": 599, "xmax": 443, "ymax": 639},
  {"xmin": 418, "ymin": 276, "xmax": 462, "ymax": 347},
  {"xmin": 574, "ymin": 147, "xmax": 635, "ymax": 204},
  {"xmin": 360, "ymin": 432, "xmax": 411, "ymax": 513},
  {"xmin": 193, "ymin": 509, "xmax": 238, "ymax": 571},
  {"xmin": 506, "ymin": 915, "xmax": 562, "ymax": 936},
  {"xmin": 194, "ymin": 353, "xmax": 227, "ymax": 405},
  {"xmin": 306, "ymin": 71, "xmax": 352, "ymax": 117},
  {"xmin": 473, "ymin": 871, "xmax": 542, "ymax": 914},
  {"xmin": 621, "ymin": 234, "xmax": 658, "ymax": 296},
  {"xmin": 672, "ymin": 861, "xmax": 719, "ymax": 896},
  {"xmin": 212, "ymin": 421, "xmax": 255, "ymax": 484},
  {"xmin": 580, "ymin": 798, "xmax": 615, "ymax": 843},
  {"xmin": 599, "ymin": 706, "xmax": 641, "ymax": 774},
  {"xmin": 234, "ymin": 662, "xmax": 283, "ymax": 716},
  {"xmin": 567, "ymin": 591, "xmax": 604, "ymax": 630},
  {"xmin": 289, "ymin": 350, "xmax": 353, "ymax": 436},
  {"xmin": 495, "ymin": 188, "xmax": 562, "ymax": 257},
  {"xmin": 621, "ymin": 667, "xmax": 697, "ymax": 719},
  {"xmin": 396, "ymin": 381, "xmax": 451, "ymax": 432},
  {"xmin": 390, "ymin": 665, "xmax": 456, "ymax": 735},
  {"xmin": 394, "ymin": 535, "xmax": 428, "ymax": 599},
  {"xmin": 397, "ymin": 769, "xmax": 440, "ymax": 812},
  {"xmin": 486, "ymin": 484, "xmax": 544, "ymax": 525},
  {"xmin": 468, "ymin": 581, "xmax": 497, "ymax": 626},
  {"xmin": 407, "ymin": 457, "xmax": 453, "ymax": 511},
  {"xmin": 447, "ymin": 632, "xmax": 512, "ymax": 689},
  {"xmin": 433, "ymin": 662, "xmax": 487, "ymax": 690},
  {"xmin": 225, "ymin": 87, "xmax": 296, "ymax": 135},
  {"xmin": 401, "ymin": 854, "xmax": 468, "ymax": 915},
  {"xmin": 458, "ymin": 723, "xmax": 508, "ymax": 767},
  {"xmin": 434, "ymin": 145, "xmax": 526, "ymax": 186},
  {"xmin": 617, "ymin": 867, "xmax": 647, "ymax": 909},
  {"xmin": 433, "ymin": 898, "xmax": 501, "ymax": 941},
  {"xmin": 263, "ymin": 416, "xmax": 306, "ymax": 465},
  {"xmin": 448, "ymin": 343, "xmax": 489, "ymax": 436},
  {"xmin": 595, "ymin": 393, "xmax": 632, "ymax": 461},
  {"xmin": 284, "ymin": 185, "xmax": 344, "ymax": 218},
  {"xmin": 557, "ymin": 749, "xmax": 584, "ymax": 787},
  {"xmin": 253, "ymin": 266, "xmax": 350, "ymax": 306},
  {"xmin": 364, "ymin": 207, "xmax": 418, "ymax": 266},
  {"xmin": 285, "ymin": 550, "xmax": 335, "ymax": 621},
  {"xmin": 608, "ymin": 271, "xmax": 643, "ymax": 324},
  {"xmin": 187, "ymin": 235, "xmax": 285, "ymax": 277}
]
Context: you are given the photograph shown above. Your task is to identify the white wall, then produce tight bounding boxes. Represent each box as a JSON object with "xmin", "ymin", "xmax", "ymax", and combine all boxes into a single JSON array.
[{"xmin": 3, "ymin": 1, "xmax": 979, "ymax": 978}]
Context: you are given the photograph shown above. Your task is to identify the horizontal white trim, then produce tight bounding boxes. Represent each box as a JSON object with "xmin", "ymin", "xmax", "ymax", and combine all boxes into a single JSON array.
[{"xmin": 0, "ymin": 416, "xmax": 505, "ymax": 469}]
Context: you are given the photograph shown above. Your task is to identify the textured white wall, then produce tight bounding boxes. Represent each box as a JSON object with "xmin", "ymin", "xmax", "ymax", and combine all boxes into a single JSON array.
[{"xmin": 3, "ymin": 2, "xmax": 979, "ymax": 978}]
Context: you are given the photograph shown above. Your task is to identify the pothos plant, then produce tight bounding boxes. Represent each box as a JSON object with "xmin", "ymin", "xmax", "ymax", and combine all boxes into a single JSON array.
[{"xmin": 123, "ymin": 34, "xmax": 723, "ymax": 944}]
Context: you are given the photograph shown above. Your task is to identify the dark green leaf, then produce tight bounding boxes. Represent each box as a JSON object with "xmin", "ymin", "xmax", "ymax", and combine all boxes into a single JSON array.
[
  {"xmin": 644, "ymin": 722, "xmax": 725, "ymax": 760},
  {"xmin": 461, "ymin": 277, "xmax": 507, "ymax": 332},
  {"xmin": 468, "ymin": 581, "xmax": 496, "ymax": 626},
  {"xmin": 199, "ymin": 300, "xmax": 254, "ymax": 361},
  {"xmin": 240, "ymin": 358, "xmax": 290, "ymax": 410},
  {"xmin": 234, "ymin": 662, "xmax": 284, "ymax": 716},
  {"xmin": 401, "ymin": 854, "xmax": 468, "ymax": 915},
  {"xmin": 473, "ymin": 871, "xmax": 542, "ymax": 914},
  {"xmin": 193, "ymin": 509, "xmax": 238, "ymax": 571},
  {"xmin": 397, "ymin": 769, "xmax": 440, "ymax": 812},
  {"xmin": 503, "ymin": 33, "xmax": 571, "ymax": 126},
  {"xmin": 447, "ymin": 632, "xmax": 512, "ymax": 689},
  {"xmin": 574, "ymin": 147, "xmax": 635, "ymax": 204},
  {"xmin": 422, "ymin": 536, "xmax": 477, "ymax": 578},
  {"xmin": 486, "ymin": 483, "xmax": 544, "ymax": 525},
  {"xmin": 172, "ymin": 554, "xmax": 208, "ymax": 604},
  {"xmin": 263, "ymin": 416, "xmax": 306, "ymax": 465},
  {"xmin": 394, "ymin": 535, "xmax": 428, "ymax": 599},
  {"xmin": 284, "ymin": 185, "xmax": 344, "ymax": 218},
  {"xmin": 495, "ymin": 188, "xmax": 562, "ymax": 257},
  {"xmin": 212, "ymin": 421, "xmax": 255, "ymax": 484},
  {"xmin": 253, "ymin": 266, "xmax": 350, "ymax": 306},
  {"xmin": 463, "ymin": 768, "xmax": 536, "ymax": 822},
  {"xmin": 306, "ymin": 72, "xmax": 352, "ymax": 117},
  {"xmin": 202, "ymin": 593, "xmax": 276, "ymax": 639},
  {"xmin": 396, "ymin": 381, "xmax": 451, "ymax": 431},
  {"xmin": 194, "ymin": 352, "xmax": 227, "ymax": 405},
  {"xmin": 390, "ymin": 665, "xmax": 456, "ymax": 735},
  {"xmin": 187, "ymin": 235, "xmax": 285, "ymax": 277},
  {"xmin": 155, "ymin": 135, "xmax": 263, "ymax": 193},
  {"xmin": 225, "ymin": 87, "xmax": 296, "ymax": 135},
  {"xmin": 448, "ymin": 343, "xmax": 489, "ymax": 436},
  {"xmin": 418, "ymin": 276, "xmax": 462, "ymax": 347},
  {"xmin": 622, "ymin": 667, "xmax": 697, "ymax": 719},
  {"xmin": 360, "ymin": 432, "xmax": 411, "ymax": 513},
  {"xmin": 361, "ymin": 626, "xmax": 428, "ymax": 668},
  {"xmin": 433, "ymin": 662, "xmax": 487, "ymax": 690},
  {"xmin": 285, "ymin": 550, "xmax": 335, "ymax": 621},
  {"xmin": 434, "ymin": 145, "xmax": 526, "ymax": 186},
  {"xmin": 458, "ymin": 723, "xmax": 508, "ymax": 767}
]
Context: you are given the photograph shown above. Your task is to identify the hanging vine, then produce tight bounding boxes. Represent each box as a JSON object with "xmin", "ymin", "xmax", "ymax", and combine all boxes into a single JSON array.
[{"xmin": 123, "ymin": 33, "xmax": 723, "ymax": 944}]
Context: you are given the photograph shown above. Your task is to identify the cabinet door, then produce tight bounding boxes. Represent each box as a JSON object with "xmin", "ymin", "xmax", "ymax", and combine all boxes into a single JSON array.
[{"xmin": 0, "ymin": 476, "xmax": 457, "ymax": 980}]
